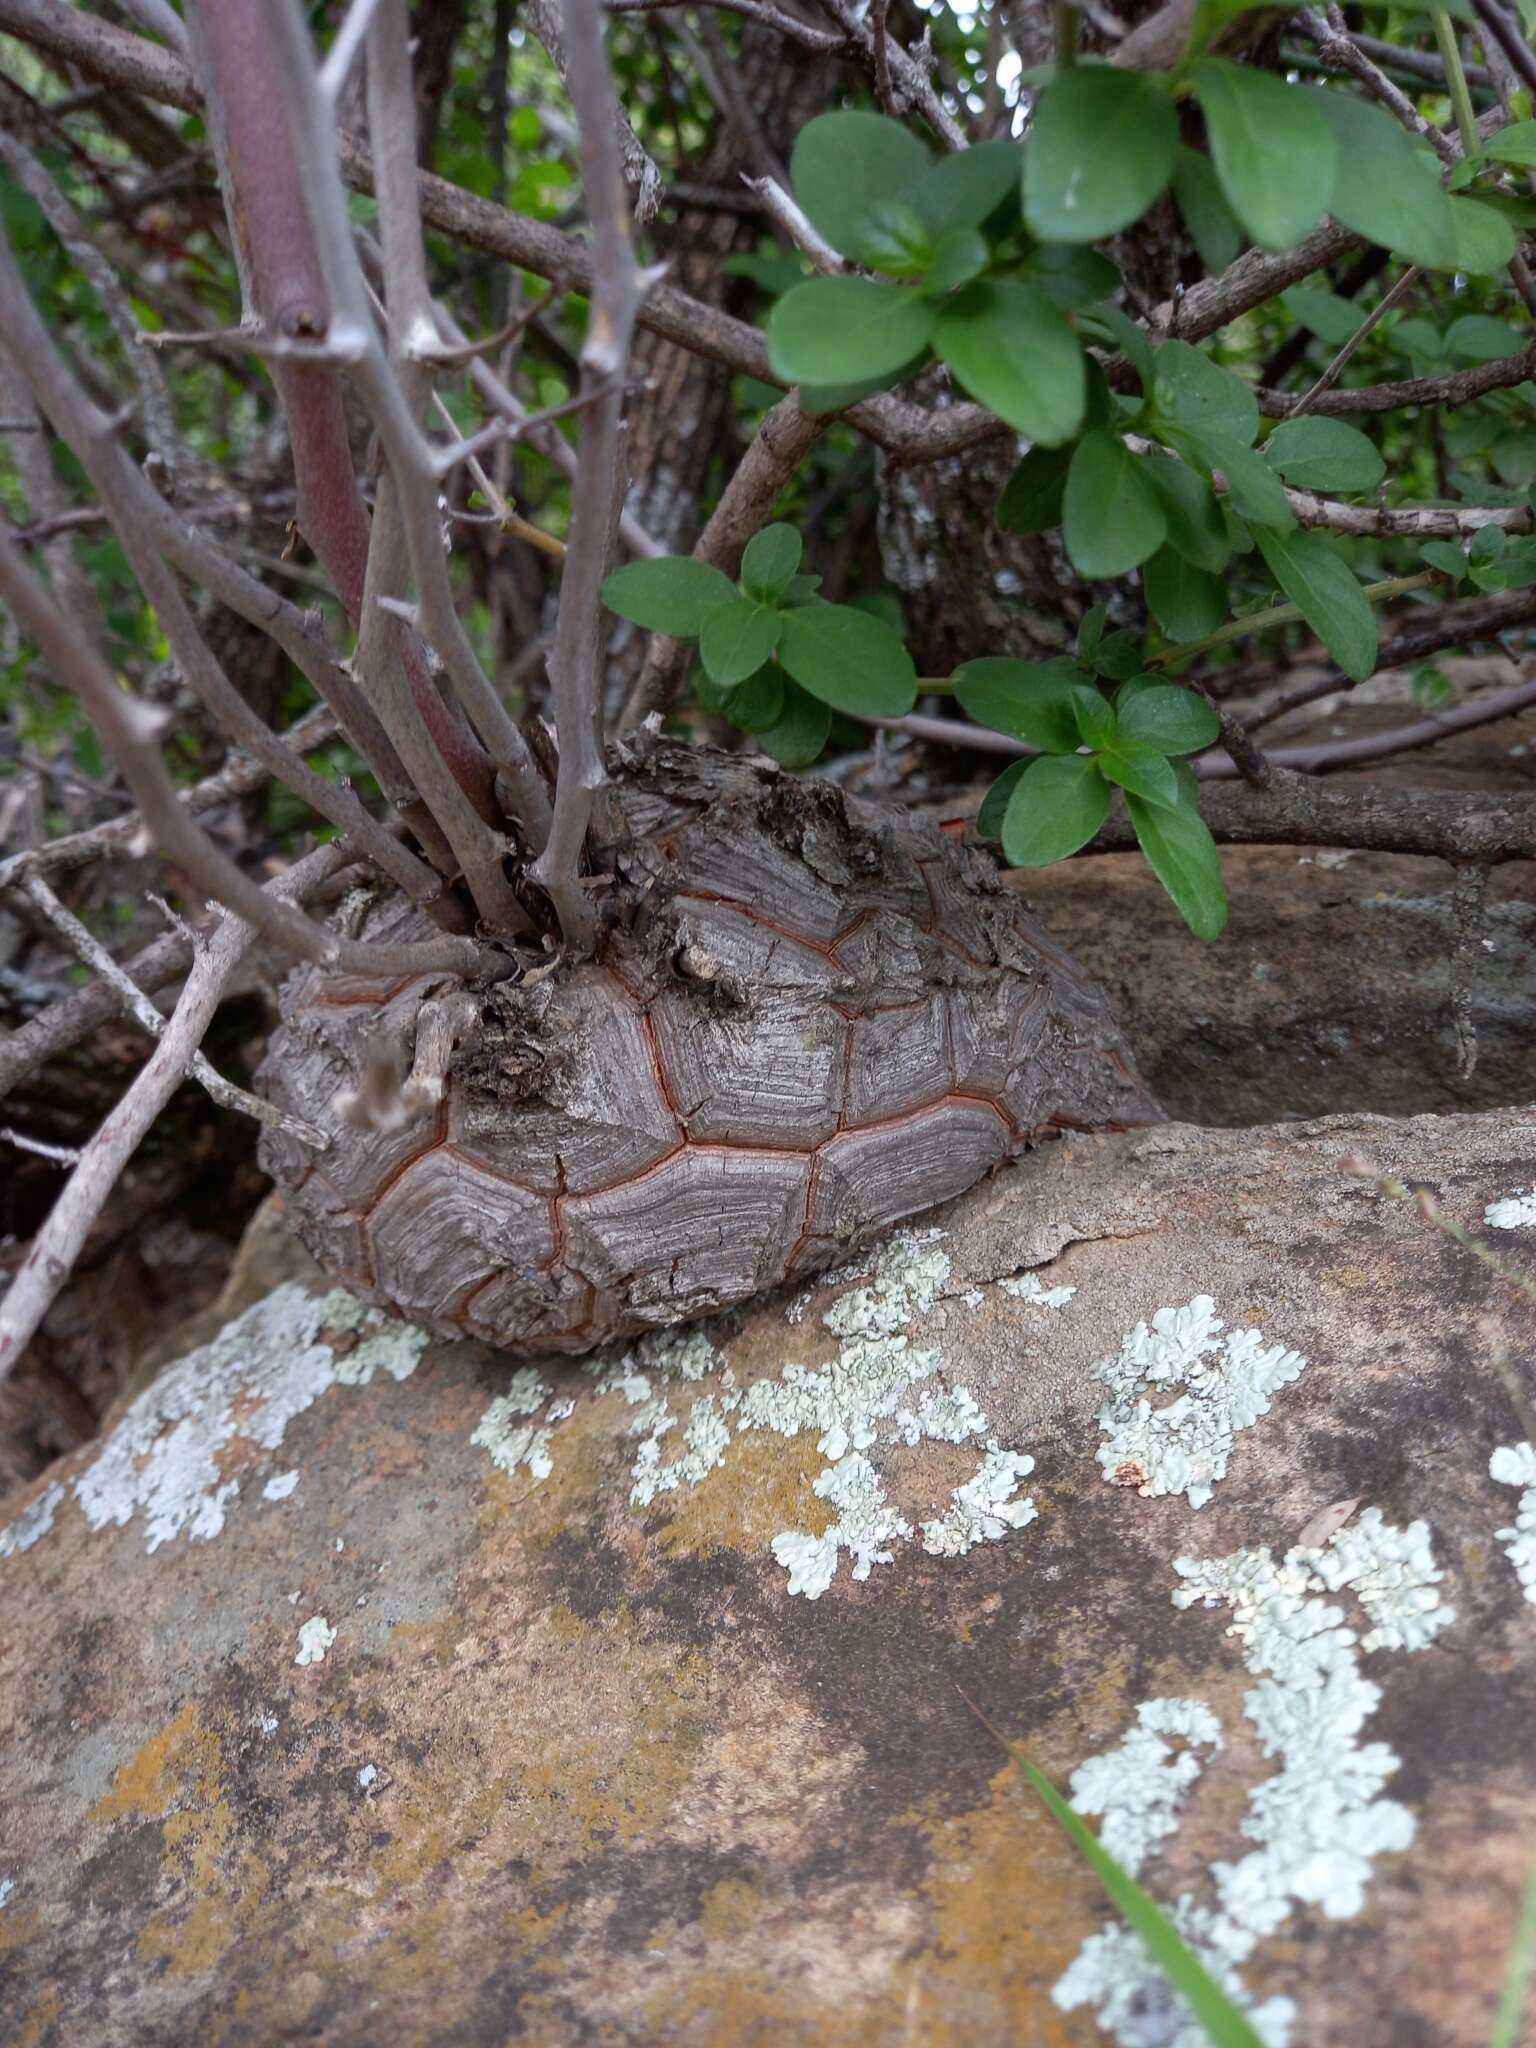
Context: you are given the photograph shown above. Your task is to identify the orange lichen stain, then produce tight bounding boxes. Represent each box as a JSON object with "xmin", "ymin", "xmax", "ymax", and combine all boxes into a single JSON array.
[
  {"xmin": 0, "ymin": 1900, "xmax": 43, "ymax": 1953},
  {"xmin": 89, "ymin": 1702, "xmax": 271, "ymax": 1985},
  {"xmin": 11, "ymin": 1983, "xmax": 60, "ymax": 2048},
  {"xmin": 652, "ymin": 1428, "xmax": 836, "ymax": 1561},
  {"xmin": 697, "ymin": 1877, "xmax": 768, "ymax": 1944},
  {"xmin": 898, "ymin": 1765, "xmax": 1101, "ymax": 2048}
]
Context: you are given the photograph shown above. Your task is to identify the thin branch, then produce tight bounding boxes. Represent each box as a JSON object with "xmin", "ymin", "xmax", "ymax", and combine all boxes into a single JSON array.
[
  {"xmin": 601, "ymin": 0, "xmax": 846, "ymax": 51},
  {"xmin": 18, "ymin": 874, "xmax": 329, "ymax": 1143},
  {"xmin": 529, "ymin": 0, "xmax": 647, "ymax": 954},
  {"xmin": 0, "ymin": 842, "xmax": 345, "ymax": 1386},
  {"xmin": 527, "ymin": 0, "xmax": 663, "ymax": 222},
  {"xmin": 1289, "ymin": 495, "xmax": 1532, "ymax": 538},
  {"xmin": 0, "ymin": 229, "xmax": 449, "ymax": 917},
  {"xmin": 0, "ymin": 703, "xmax": 335, "ymax": 893},
  {"xmin": 815, "ymin": 0, "xmax": 967, "ymax": 150},
  {"xmin": 1287, "ymin": 264, "xmax": 1423, "ymax": 419},
  {"xmin": 1257, "ymin": 343, "xmax": 1536, "ymax": 417},
  {"xmin": 743, "ymin": 174, "xmax": 848, "ymax": 273},
  {"xmin": 262, "ymin": 0, "xmax": 554, "ymax": 850},
  {"xmin": 1473, "ymin": 0, "xmax": 1536, "ymax": 99},
  {"xmin": 1296, "ymin": 10, "xmax": 1457, "ymax": 166},
  {"xmin": 0, "ymin": 529, "xmax": 495, "ymax": 977}
]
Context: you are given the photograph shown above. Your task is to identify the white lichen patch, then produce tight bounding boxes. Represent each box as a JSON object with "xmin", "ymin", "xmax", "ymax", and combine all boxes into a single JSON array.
[
  {"xmin": 919, "ymin": 1449, "xmax": 1037, "ymax": 1559},
  {"xmin": 1065, "ymin": 1698, "xmax": 1223, "ymax": 1878},
  {"xmin": 20, "ymin": 1284, "xmax": 426, "ymax": 1560},
  {"xmin": 1484, "ymin": 1189, "xmax": 1536, "ymax": 1230},
  {"xmin": 1000, "ymin": 1271, "xmax": 1076, "ymax": 1310},
  {"xmin": 1094, "ymin": 1296, "xmax": 1307, "ymax": 1509},
  {"xmin": 471, "ymin": 1367, "xmax": 556, "ymax": 1481},
  {"xmin": 0, "ymin": 1479, "xmax": 65, "ymax": 1558},
  {"xmin": 294, "ymin": 1615, "xmax": 336, "ymax": 1666},
  {"xmin": 629, "ymin": 1391, "xmax": 734, "ymax": 1507},
  {"xmin": 0, "ymin": 1877, "xmax": 14, "ymax": 1911},
  {"xmin": 261, "ymin": 1471, "xmax": 300, "ymax": 1503},
  {"xmin": 1490, "ymin": 1441, "xmax": 1536, "ymax": 1603},
  {"xmin": 1056, "ymin": 1509, "xmax": 1454, "ymax": 2047}
]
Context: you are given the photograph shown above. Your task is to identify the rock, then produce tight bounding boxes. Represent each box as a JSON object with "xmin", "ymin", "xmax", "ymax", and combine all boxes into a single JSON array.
[
  {"xmin": 1018, "ymin": 847, "xmax": 1536, "ymax": 1126},
  {"xmin": 2, "ymin": 1107, "xmax": 1534, "ymax": 2046}
]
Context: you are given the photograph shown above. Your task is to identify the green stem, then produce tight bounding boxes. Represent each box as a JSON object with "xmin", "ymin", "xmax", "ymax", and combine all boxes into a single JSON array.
[
  {"xmin": 916, "ymin": 674, "xmax": 957, "ymax": 695},
  {"xmin": 1434, "ymin": 9, "xmax": 1480, "ymax": 157},
  {"xmin": 1147, "ymin": 571, "xmax": 1436, "ymax": 671},
  {"xmin": 1054, "ymin": 0, "xmax": 1078, "ymax": 68}
]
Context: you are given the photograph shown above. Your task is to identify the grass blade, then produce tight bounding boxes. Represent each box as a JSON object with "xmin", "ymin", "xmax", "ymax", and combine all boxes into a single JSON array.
[
  {"xmin": 1489, "ymin": 1855, "xmax": 1536, "ymax": 2048},
  {"xmin": 998, "ymin": 1735, "xmax": 1266, "ymax": 2048}
]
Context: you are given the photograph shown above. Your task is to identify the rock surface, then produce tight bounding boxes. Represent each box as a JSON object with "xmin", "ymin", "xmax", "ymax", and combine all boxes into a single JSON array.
[{"xmin": 2, "ymin": 1107, "xmax": 1535, "ymax": 2046}]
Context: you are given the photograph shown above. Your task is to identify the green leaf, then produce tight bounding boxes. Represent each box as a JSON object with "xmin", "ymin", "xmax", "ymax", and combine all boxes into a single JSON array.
[
  {"xmin": 954, "ymin": 655, "xmax": 1083, "ymax": 752},
  {"xmin": 920, "ymin": 226, "xmax": 990, "ymax": 298},
  {"xmin": 910, "ymin": 140, "xmax": 1022, "ymax": 237},
  {"xmin": 1116, "ymin": 680, "xmax": 1221, "ymax": 754},
  {"xmin": 757, "ymin": 678, "xmax": 832, "ymax": 768},
  {"xmin": 1150, "ymin": 339, "xmax": 1259, "ymax": 448},
  {"xmin": 723, "ymin": 664, "xmax": 787, "ymax": 732},
  {"xmin": 1092, "ymin": 629, "xmax": 1145, "ymax": 682},
  {"xmin": 1024, "ymin": 66, "xmax": 1180, "ymax": 243},
  {"xmin": 1420, "ymin": 539, "xmax": 1469, "ymax": 580},
  {"xmin": 1446, "ymin": 313, "xmax": 1524, "ymax": 362},
  {"xmin": 933, "ymin": 281, "xmax": 1086, "ymax": 445},
  {"xmin": 1254, "ymin": 526, "xmax": 1378, "ymax": 680},
  {"xmin": 996, "ymin": 444, "xmax": 1072, "ymax": 536},
  {"xmin": 1128, "ymin": 793, "xmax": 1229, "ymax": 940},
  {"xmin": 976, "ymin": 758, "xmax": 1028, "ymax": 842},
  {"xmin": 1001, "ymin": 754, "xmax": 1112, "ymax": 867},
  {"xmin": 1312, "ymin": 90, "xmax": 1457, "ymax": 271},
  {"xmin": 1262, "ymin": 418, "xmax": 1385, "ymax": 493},
  {"xmin": 601, "ymin": 556, "xmax": 738, "ymax": 636},
  {"xmin": 1192, "ymin": 60, "xmax": 1335, "ymax": 253},
  {"xmin": 1469, "ymin": 522, "xmax": 1508, "ymax": 565},
  {"xmin": 797, "ymin": 353, "xmax": 930, "ymax": 415},
  {"xmin": 1182, "ymin": 429, "xmax": 1295, "ymax": 531},
  {"xmin": 1008, "ymin": 1749, "xmax": 1255, "ymax": 2036},
  {"xmin": 1077, "ymin": 606, "xmax": 1106, "ymax": 666},
  {"xmin": 1280, "ymin": 284, "xmax": 1364, "ymax": 346},
  {"xmin": 1481, "ymin": 119, "xmax": 1536, "ymax": 167},
  {"xmin": 1173, "ymin": 146, "xmax": 1245, "ymax": 272},
  {"xmin": 1064, "ymin": 431, "xmax": 1167, "ymax": 578},
  {"xmin": 852, "ymin": 200, "xmax": 934, "ymax": 277},
  {"xmin": 1411, "ymin": 664, "xmax": 1457, "ymax": 710},
  {"xmin": 699, "ymin": 597, "xmax": 784, "ymax": 687},
  {"xmin": 1023, "ymin": 244, "xmax": 1123, "ymax": 310},
  {"xmin": 789, "ymin": 111, "xmax": 930, "ymax": 261},
  {"xmin": 767, "ymin": 277, "xmax": 935, "ymax": 386},
  {"xmin": 1098, "ymin": 737, "xmax": 1180, "ymax": 808},
  {"xmin": 1077, "ymin": 301, "xmax": 1156, "ymax": 398},
  {"xmin": 1144, "ymin": 547, "xmax": 1227, "ymax": 642},
  {"xmin": 1143, "ymin": 451, "xmax": 1230, "ymax": 572},
  {"xmin": 777, "ymin": 601, "xmax": 917, "ymax": 718},
  {"xmin": 1071, "ymin": 682, "xmax": 1117, "ymax": 750},
  {"xmin": 740, "ymin": 522, "xmax": 803, "ymax": 602},
  {"xmin": 1449, "ymin": 196, "xmax": 1518, "ymax": 274}
]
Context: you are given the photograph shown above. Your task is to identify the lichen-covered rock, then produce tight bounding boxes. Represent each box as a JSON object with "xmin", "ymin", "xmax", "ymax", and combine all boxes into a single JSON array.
[
  {"xmin": 3, "ymin": 1108, "xmax": 1535, "ymax": 2046},
  {"xmin": 257, "ymin": 742, "xmax": 1157, "ymax": 1353}
]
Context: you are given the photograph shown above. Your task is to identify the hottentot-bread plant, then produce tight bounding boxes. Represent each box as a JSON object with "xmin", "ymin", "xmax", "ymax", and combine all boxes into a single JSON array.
[{"xmin": 3, "ymin": 0, "xmax": 1536, "ymax": 1368}]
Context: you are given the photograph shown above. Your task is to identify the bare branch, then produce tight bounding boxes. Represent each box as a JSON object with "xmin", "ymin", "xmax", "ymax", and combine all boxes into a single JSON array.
[
  {"xmin": 527, "ymin": 0, "xmax": 663, "ymax": 222},
  {"xmin": 0, "ymin": 529, "xmax": 494, "ymax": 977},
  {"xmin": 1296, "ymin": 10, "xmax": 1457, "ymax": 166},
  {"xmin": 743, "ymin": 175, "xmax": 848, "ymax": 272},
  {"xmin": 1285, "ymin": 264, "xmax": 1424, "ymax": 419},
  {"xmin": 0, "ymin": 842, "xmax": 345, "ymax": 1386},
  {"xmin": 1290, "ymin": 495, "xmax": 1532, "ymax": 538},
  {"xmin": 529, "ymin": 0, "xmax": 649, "ymax": 953},
  {"xmin": 601, "ymin": 0, "xmax": 846, "ymax": 53},
  {"xmin": 17, "ymin": 874, "xmax": 329, "ymax": 1144},
  {"xmin": 1257, "ymin": 343, "xmax": 1536, "ymax": 417}
]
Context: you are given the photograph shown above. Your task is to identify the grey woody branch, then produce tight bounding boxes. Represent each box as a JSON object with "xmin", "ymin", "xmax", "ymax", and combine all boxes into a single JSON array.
[
  {"xmin": 0, "ymin": 529, "xmax": 493, "ymax": 978},
  {"xmin": 530, "ymin": 0, "xmax": 651, "ymax": 955}
]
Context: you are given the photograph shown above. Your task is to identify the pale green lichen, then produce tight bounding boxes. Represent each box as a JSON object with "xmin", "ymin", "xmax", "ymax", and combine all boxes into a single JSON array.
[
  {"xmin": 1094, "ymin": 1296, "xmax": 1306, "ymax": 1510},
  {"xmin": 1490, "ymin": 1440, "xmax": 1536, "ymax": 1603},
  {"xmin": 1485, "ymin": 1189, "xmax": 1536, "ymax": 1230},
  {"xmin": 6, "ymin": 1284, "xmax": 425, "ymax": 1560},
  {"xmin": 1056, "ymin": 1510, "xmax": 1455, "ymax": 2047},
  {"xmin": 472, "ymin": 1367, "xmax": 556, "ymax": 1480},
  {"xmin": 294, "ymin": 1615, "xmax": 336, "ymax": 1667},
  {"xmin": 919, "ymin": 1448, "xmax": 1036, "ymax": 1558},
  {"xmin": 1000, "ymin": 1271, "xmax": 1076, "ymax": 1309},
  {"xmin": 1067, "ymin": 1697, "xmax": 1224, "ymax": 1877}
]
